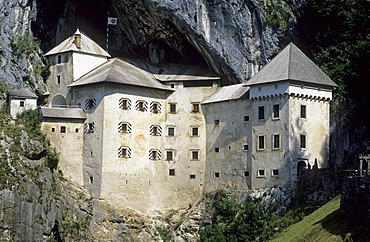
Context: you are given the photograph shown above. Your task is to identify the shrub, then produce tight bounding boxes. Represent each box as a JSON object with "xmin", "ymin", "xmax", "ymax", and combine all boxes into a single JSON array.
[
  {"xmin": 45, "ymin": 148, "xmax": 59, "ymax": 172},
  {"xmin": 11, "ymin": 33, "xmax": 39, "ymax": 57}
]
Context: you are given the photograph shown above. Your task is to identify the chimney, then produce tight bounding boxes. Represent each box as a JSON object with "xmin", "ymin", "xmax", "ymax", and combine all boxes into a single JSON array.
[{"xmin": 74, "ymin": 29, "xmax": 81, "ymax": 49}]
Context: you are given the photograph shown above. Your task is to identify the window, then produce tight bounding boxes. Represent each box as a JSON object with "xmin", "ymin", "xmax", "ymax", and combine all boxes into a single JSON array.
[
  {"xmin": 85, "ymin": 99, "xmax": 96, "ymax": 109},
  {"xmin": 243, "ymin": 144, "xmax": 249, "ymax": 151},
  {"xmin": 169, "ymin": 169, "xmax": 175, "ymax": 176},
  {"xmin": 60, "ymin": 126, "xmax": 66, "ymax": 133},
  {"xmin": 192, "ymin": 103, "xmax": 200, "ymax": 113},
  {"xmin": 272, "ymin": 169, "xmax": 279, "ymax": 176},
  {"xmin": 258, "ymin": 169, "xmax": 266, "ymax": 177},
  {"xmin": 150, "ymin": 125, "xmax": 162, "ymax": 136},
  {"xmin": 258, "ymin": 106, "xmax": 265, "ymax": 120},
  {"xmin": 90, "ymin": 176, "xmax": 93, "ymax": 184},
  {"xmin": 75, "ymin": 128, "xmax": 79, "ymax": 133},
  {"xmin": 244, "ymin": 115, "xmax": 250, "ymax": 122},
  {"xmin": 118, "ymin": 146, "xmax": 131, "ymax": 158},
  {"xmin": 300, "ymin": 105, "xmax": 306, "ymax": 119},
  {"xmin": 57, "ymin": 75, "xmax": 61, "ymax": 84},
  {"xmin": 151, "ymin": 102, "xmax": 161, "ymax": 113},
  {"xmin": 214, "ymin": 172, "xmax": 220, "ymax": 178},
  {"xmin": 300, "ymin": 135, "xmax": 306, "ymax": 149},
  {"xmin": 136, "ymin": 100, "xmax": 147, "ymax": 111},
  {"xmin": 168, "ymin": 127, "xmax": 175, "ymax": 136},
  {"xmin": 273, "ymin": 134, "xmax": 281, "ymax": 150},
  {"xmin": 244, "ymin": 171, "xmax": 250, "ymax": 177},
  {"xmin": 257, "ymin": 135, "xmax": 265, "ymax": 150},
  {"xmin": 171, "ymin": 84, "xmax": 175, "ymax": 88},
  {"xmin": 57, "ymin": 55, "xmax": 62, "ymax": 64},
  {"xmin": 166, "ymin": 150, "xmax": 174, "ymax": 160},
  {"xmin": 84, "ymin": 122, "xmax": 95, "ymax": 133},
  {"xmin": 169, "ymin": 103, "xmax": 177, "ymax": 113},
  {"xmin": 51, "ymin": 127, "xmax": 55, "ymax": 132},
  {"xmin": 118, "ymin": 122, "xmax": 131, "ymax": 133},
  {"xmin": 191, "ymin": 150, "xmax": 199, "ymax": 160},
  {"xmin": 214, "ymin": 119, "xmax": 220, "ymax": 126},
  {"xmin": 149, "ymin": 149, "xmax": 161, "ymax": 160},
  {"xmin": 215, "ymin": 147, "xmax": 220, "ymax": 153},
  {"xmin": 191, "ymin": 127, "xmax": 199, "ymax": 136},
  {"xmin": 19, "ymin": 101, "xmax": 25, "ymax": 107},
  {"xmin": 273, "ymin": 104, "xmax": 279, "ymax": 119},
  {"xmin": 190, "ymin": 175, "xmax": 196, "ymax": 179},
  {"xmin": 119, "ymin": 98, "xmax": 131, "ymax": 110}
]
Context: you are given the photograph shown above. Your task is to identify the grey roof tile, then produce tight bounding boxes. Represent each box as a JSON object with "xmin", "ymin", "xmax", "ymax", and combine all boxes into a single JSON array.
[
  {"xmin": 40, "ymin": 107, "xmax": 86, "ymax": 120},
  {"xmin": 203, "ymin": 84, "xmax": 249, "ymax": 104},
  {"xmin": 69, "ymin": 58, "xmax": 173, "ymax": 91},
  {"xmin": 8, "ymin": 89, "xmax": 38, "ymax": 98},
  {"xmin": 246, "ymin": 43, "xmax": 337, "ymax": 87}
]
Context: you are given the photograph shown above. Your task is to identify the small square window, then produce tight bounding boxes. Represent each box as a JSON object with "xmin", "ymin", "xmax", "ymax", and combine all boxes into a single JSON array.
[
  {"xmin": 244, "ymin": 116, "xmax": 250, "ymax": 122},
  {"xmin": 191, "ymin": 127, "xmax": 199, "ymax": 136},
  {"xmin": 169, "ymin": 169, "xmax": 175, "ymax": 176},
  {"xmin": 258, "ymin": 106, "xmax": 265, "ymax": 120},
  {"xmin": 171, "ymin": 84, "xmax": 175, "ymax": 88},
  {"xmin": 191, "ymin": 150, "xmax": 199, "ymax": 160},
  {"xmin": 19, "ymin": 101, "xmax": 25, "ymax": 107},
  {"xmin": 169, "ymin": 103, "xmax": 177, "ymax": 113},
  {"xmin": 244, "ymin": 171, "xmax": 250, "ymax": 177},
  {"xmin": 168, "ymin": 127, "xmax": 175, "ymax": 136},
  {"xmin": 214, "ymin": 172, "xmax": 220, "ymax": 178},
  {"xmin": 118, "ymin": 146, "xmax": 131, "ymax": 158},
  {"xmin": 192, "ymin": 103, "xmax": 200, "ymax": 113},
  {"xmin": 215, "ymin": 147, "xmax": 220, "ymax": 153},
  {"xmin": 272, "ymin": 169, "xmax": 279, "ymax": 176},
  {"xmin": 60, "ymin": 126, "xmax": 66, "ymax": 133},
  {"xmin": 243, "ymin": 144, "xmax": 249, "ymax": 151},
  {"xmin": 258, "ymin": 169, "xmax": 265, "ymax": 177},
  {"xmin": 51, "ymin": 127, "xmax": 55, "ymax": 132},
  {"xmin": 75, "ymin": 128, "xmax": 79, "ymax": 133},
  {"xmin": 273, "ymin": 104, "xmax": 279, "ymax": 119},
  {"xmin": 119, "ymin": 98, "xmax": 130, "ymax": 110},
  {"xmin": 214, "ymin": 119, "xmax": 220, "ymax": 126},
  {"xmin": 190, "ymin": 174, "xmax": 196, "ymax": 179},
  {"xmin": 300, "ymin": 105, "xmax": 306, "ymax": 119}
]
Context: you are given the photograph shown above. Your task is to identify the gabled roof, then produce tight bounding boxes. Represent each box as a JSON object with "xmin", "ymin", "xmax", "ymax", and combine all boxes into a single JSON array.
[
  {"xmin": 45, "ymin": 29, "xmax": 110, "ymax": 57},
  {"xmin": 147, "ymin": 64, "xmax": 220, "ymax": 82},
  {"xmin": 203, "ymin": 84, "xmax": 249, "ymax": 104},
  {"xmin": 40, "ymin": 107, "xmax": 86, "ymax": 120},
  {"xmin": 69, "ymin": 58, "xmax": 173, "ymax": 91},
  {"xmin": 246, "ymin": 43, "xmax": 337, "ymax": 87},
  {"xmin": 8, "ymin": 89, "xmax": 38, "ymax": 99}
]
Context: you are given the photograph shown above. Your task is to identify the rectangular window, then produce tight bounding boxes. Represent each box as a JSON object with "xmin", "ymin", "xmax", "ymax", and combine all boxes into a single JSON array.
[
  {"xmin": 243, "ymin": 144, "xmax": 249, "ymax": 151},
  {"xmin": 258, "ymin": 169, "xmax": 266, "ymax": 177},
  {"xmin": 19, "ymin": 101, "xmax": 25, "ymax": 107},
  {"xmin": 258, "ymin": 106, "xmax": 265, "ymax": 120},
  {"xmin": 84, "ymin": 122, "xmax": 95, "ymax": 133},
  {"xmin": 169, "ymin": 103, "xmax": 177, "ymax": 113},
  {"xmin": 118, "ymin": 146, "xmax": 131, "ymax": 158},
  {"xmin": 244, "ymin": 115, "xmax": 250, "ymax": 122},
  {"xmin": 192, "ymin": 103, "xmax": 200, "ymax": 113},
  {"xmin": 214, "ymin": 172, "xmax": 220, "ymax": 178},
  {"xmin": 150, "ymin": 125, "xmax": 162, "ymax": 136},
  {"xmin": 300, "ymin": 105, "xmax": 306, "ymax": 119},
  {"xmin": 300, "ymin": 135, "xmax": 307, "ymax": 149},
  {"xmin": 150, "ymin": 150, "xmax": 161, "ymax": 160},
  {"xmin": 273, "ymin": 134, "xmax": 281, "ymax": 150},
  {"xmin": 151, "ymin": 102, "xmax": 159, "ymax": 113},
  {"xmin": 169, "ymin": 169, "xmax": 175, "ymax": 176},
  {"xmin": 60, "ymin": 126, "xmax": 66, "ymax": 133},
  {"xmin": 215, "ymin": 147, "xmax": 220, "ymax": 153},
  {"xmin": 190, "ymin": 175, "xmax": 196, "ymax": 179},
  {"xmin": 273, "ymin": 104, "xmax": 279, "ymax": 119},
  {"xmin": 257, "ymin": 135, "xmax": 265, "ymax": 150},
  {"xmin": 272, "ymin": 169, "xmax": 279, "ymax": 176},
  {"xmin": 118, "ymin": 122, "xmax": 131, "ymax": 133},
  {"xmin": 166, "ymin": 150, "xmax": 174, "ymax": 160},
  {"xmin": 85, "ymin": 99, "xmax": 96, "ymax": 109},
  {"xmin": 214, "ymin": 119, "xmax": 220, "ymax": 126},
  {"xmin": 51, "ymin": 127, "xmax": 55, "ymax": 132},
  {"xmin": 57, "ymin": 55, "xmax": 62, "ymax": 64},
  {"xmin": 57, "ymin": 75, "xmax": 61, "ymax": 84},
  {"xmin": 191, "ymin": 127, "xmax": 199, "ymax": 136},
  {"xmin": 191, "ymin": 150, "xmax": 199, "ymax": 160},
  {"xmin": 119, "ymin": 98, "xmax": 131, "ymax": 110},
  {"xmin": 137, "ymin": 100, "xmax": 146, "ymax": 111},
  {"xmin": 168, "ymin": 127, "xmax": 175, "ymax": 136}
]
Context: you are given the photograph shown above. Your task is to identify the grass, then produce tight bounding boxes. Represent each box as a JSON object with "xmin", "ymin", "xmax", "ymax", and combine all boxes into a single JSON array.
[{"xmin": 271, "ymin": 196, "xmax": 370, "ymax": 242}]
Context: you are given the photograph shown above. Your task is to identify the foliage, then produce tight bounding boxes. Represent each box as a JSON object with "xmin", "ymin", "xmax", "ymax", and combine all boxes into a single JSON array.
[
  {"xmin": 45, "ymin": 147, "xmax": 59, "ymax": 172},
  {"xmin": 156, "ymin": 227, "xmax": 172, "ymax": 242},
  {"xmin": 257, "ymin": 0, "xmax": 295, "ymax": 29},
  {"xmin": 17, "ymin": 109, "xmax": 46, "ymax": 143},
  {"xmin": 33, "ymin": 63, "xmax": 51, "ymax": 82},
  {"xmin": 11, "ymin": 33, "xmax": 40, "ymax": 57}
]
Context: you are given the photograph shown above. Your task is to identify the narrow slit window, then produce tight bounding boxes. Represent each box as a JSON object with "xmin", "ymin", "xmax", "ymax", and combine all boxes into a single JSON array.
[
  {"xmin": 273, "ymin": 104, "xmax": 279, "ymax": 119},
  {"xmin": 300, "ymin": 134, "xmax": 307, "ymax": 149},
  {"xmin": 258, "ymin": 106, "xmax": 265, "ymax": 120},
  {"xmin": 300, "ymin": 105, "xmax": 306, "ymax": 119},
  {"xmin": 273, "ymin": 134, "xmax": 281, "ymax": 150},
  {"xmin": 257, "ymin": 135, "xmax": 265, "ymax": 150}
]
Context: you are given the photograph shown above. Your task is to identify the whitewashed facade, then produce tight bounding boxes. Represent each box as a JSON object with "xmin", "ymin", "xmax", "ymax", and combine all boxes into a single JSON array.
[{"xmin": 8, "ymin": 89, "xmax": 38, "ymax": 119}]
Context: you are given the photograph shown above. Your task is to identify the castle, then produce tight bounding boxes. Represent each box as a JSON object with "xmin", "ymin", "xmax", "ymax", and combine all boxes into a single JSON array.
[{"xmin": 39, "ymin": 29, "xmax": 337, "ymax": 213}]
